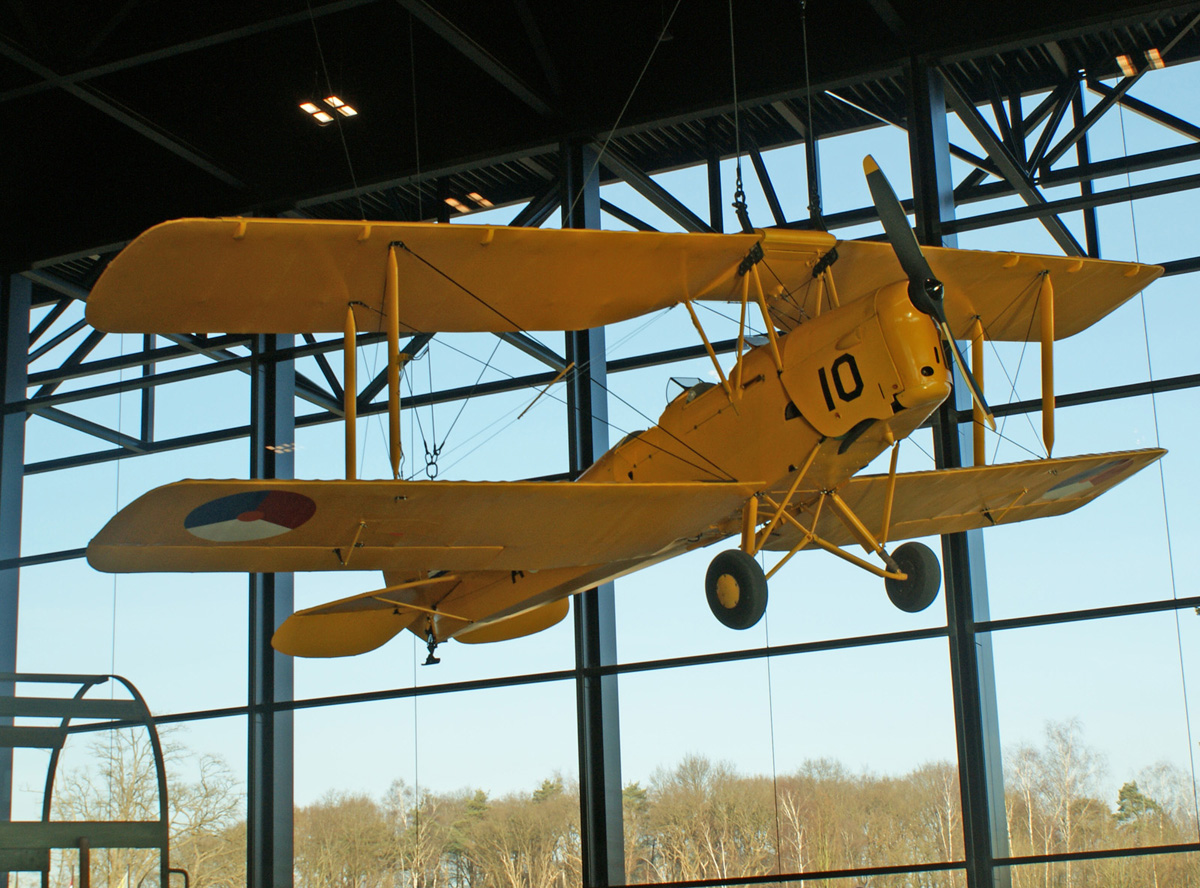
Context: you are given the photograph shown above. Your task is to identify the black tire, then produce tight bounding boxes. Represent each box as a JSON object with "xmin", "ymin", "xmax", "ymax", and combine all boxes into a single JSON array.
[
  {"xmin": 705, "ymin": 550, "xmax": 768, "ymax": 630},
  {"xmin": 885, "ymin": 541, "xmax": 941, "ymax": 613}
]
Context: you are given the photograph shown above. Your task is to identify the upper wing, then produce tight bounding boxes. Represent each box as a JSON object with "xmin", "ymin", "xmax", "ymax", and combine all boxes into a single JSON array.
[
  {"xmin": 88, "ymin": 478, "xmax": 758, "ymax": 574},
  {"xmin": 86, "ymin": 218, "xmax": 817, "ymax": 334},
  {"xmin": 778, "ymin": 239, "xmax": 1162, "ymax": 341},
  {"xmin": 763, "ymin": 449, "xmax": 1164, "ymax": 551}
]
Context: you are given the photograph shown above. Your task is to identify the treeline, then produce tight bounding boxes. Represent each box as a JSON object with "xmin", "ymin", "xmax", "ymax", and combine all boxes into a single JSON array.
[{"xmin": 47, "ymin": 721, "xmax": 1199, "ymax": 888}]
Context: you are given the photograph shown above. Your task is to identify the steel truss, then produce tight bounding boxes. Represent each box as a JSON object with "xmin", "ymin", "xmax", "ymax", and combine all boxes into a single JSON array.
[{"xmin": 5, "ymin": 50, "xmax": 1200, "ymax": 888}]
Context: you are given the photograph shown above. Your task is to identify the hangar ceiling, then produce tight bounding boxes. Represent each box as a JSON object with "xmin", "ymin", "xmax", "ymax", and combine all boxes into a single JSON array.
[{"xmin": 3, "ymin": 0, "xmax": 1200, "ymax": 269}]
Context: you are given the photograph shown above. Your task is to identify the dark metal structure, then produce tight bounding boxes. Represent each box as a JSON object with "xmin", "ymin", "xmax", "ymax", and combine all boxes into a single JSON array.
[{"xmin": 5, "ymin": 3, "xmax": 1200, "ymax": 887}]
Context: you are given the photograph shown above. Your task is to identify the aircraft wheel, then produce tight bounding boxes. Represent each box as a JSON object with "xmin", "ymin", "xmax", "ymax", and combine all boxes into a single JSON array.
[
  {"xmin": 705, "ymin": 550, "xmax": 768, "ymax": 630},
  {"xmin": 885, "ymin": 542, "xmax": 941, "ymax": 613}
]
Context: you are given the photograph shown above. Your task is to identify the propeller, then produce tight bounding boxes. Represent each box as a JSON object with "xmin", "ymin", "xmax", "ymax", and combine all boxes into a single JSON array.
[{"xmin": 862, "ymin": 155, "xmax": 996, "ymax": 431}]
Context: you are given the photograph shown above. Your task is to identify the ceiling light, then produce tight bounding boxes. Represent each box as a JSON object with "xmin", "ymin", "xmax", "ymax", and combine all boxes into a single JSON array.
[
  {"xmin": 324, "ymin": 95, "xmax": 346, "ymax": 108},
  {"xmin": 299, "ymin": 102, "xmax": 321, "ymax": 114},
  {"xmin": 467, "ymin": 192, "xmax": 493, "ymax": 208},
  {"xmin": 336, "ymin": 105, "xmax": 357, "ymax": 117},
  {"xmin": 444, "ymin": 197, "xmax": 468, "ymax": 212},
  {"xmin": 1116, "ymin": 54, "xmax": 1136, "ymax": 77},
  {"xmin": 1145, "ymin": 48, "xmax": 1166, "ymax": 69},
  {"xmin": 312, "ymin": 110, "xmax": 335, "ymax": 125}
]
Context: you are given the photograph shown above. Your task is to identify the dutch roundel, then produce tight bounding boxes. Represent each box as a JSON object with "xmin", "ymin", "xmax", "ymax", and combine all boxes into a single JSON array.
[{"xmin": 184, "ymin": 491, "xmax": 316, "ymax": 542}]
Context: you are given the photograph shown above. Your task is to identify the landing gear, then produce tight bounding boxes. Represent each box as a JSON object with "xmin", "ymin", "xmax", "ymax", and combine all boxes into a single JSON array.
[
  {"xmin": 705, "ymin": 550, "xmax": 768, "ymax": 630},
  {"xmin": 885, "ymin": 541, "xmax": 941, "ymax": 613},
  {"xmin": 423, "ymin": 627, "xmax": 441, "ymax": 665}
]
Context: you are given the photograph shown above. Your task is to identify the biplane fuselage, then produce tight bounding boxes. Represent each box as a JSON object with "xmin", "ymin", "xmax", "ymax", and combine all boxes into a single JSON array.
[{"xmin": 415, "ymin": 280, "xmax": 952, "ymax": 644}]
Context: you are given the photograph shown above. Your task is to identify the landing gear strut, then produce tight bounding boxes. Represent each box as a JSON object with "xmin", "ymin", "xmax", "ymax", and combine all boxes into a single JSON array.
[
  {"xmin": 884, "ymin": 541, "xmax": 941, "ymax": 612},
  {"xmin": 705, "ymin": 550, "xmax": 768, "ymax": 630},
  {"xmin": 423, "ymin": 627, "xmax": 441, "ymax": 665}
]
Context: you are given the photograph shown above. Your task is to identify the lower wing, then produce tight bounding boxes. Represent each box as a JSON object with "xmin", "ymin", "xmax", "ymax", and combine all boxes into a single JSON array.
[
  {"xmin": 763, "ymin": 448, "xmax": 1165, "ymax": 550},
  {"xmin": 88, "ymin": 478, "xmax": 758, "ymax": 574}
]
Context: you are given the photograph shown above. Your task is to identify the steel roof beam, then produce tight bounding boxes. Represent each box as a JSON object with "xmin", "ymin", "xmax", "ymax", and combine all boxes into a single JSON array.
[
  {"xmin": 595, "ymin": 145, "xmax": 711, "ymax": 233},
  {"xmin": 395, "ymin": 0, "xmax": 555, "ymax": 117},
  {"xmin": 29, "ymin": 299, "xmax": 70, "ymax": 347},
  {"xmin": 30, "ymin": 329, "xmax": 106, "ymax": 401},
  {"xmin": 943, "ymin": 68, "xmax": 1084, "ymax": 256},
  {"xmin": 497, "ymin": 332, "xmax": 566, "ymax": 372},
  {"xmin": 0, "ymin": 0, "xmax": 380, "ymax": 104},
  {"xmin": 599, "ymin": 199, "xmax": 657, "ymax": 232},
  {"xmin": 1040, "ymin": 11, "xmax": 1200, "ymax": 169},
  {"xmin": 0, "ymin": 39, "xmax": 246, "ymax": 189},
  {"xmin": 508, "ymin": 180, "xmax": 561, "ymax": 228},
  {"xmin": 748, "ymin": 141, "xmax": 787, "ymax": 226},
  {"xmin": 29, "ymin": 406, "xmax": 144, "ymax": 452},
  {"xmin": 1088, "ymin": 79, "xmax": 1200, "ymax": 141},
  {"xmin": 944, "ymin": 168, "xmax": 1200, "ymax": 234}
]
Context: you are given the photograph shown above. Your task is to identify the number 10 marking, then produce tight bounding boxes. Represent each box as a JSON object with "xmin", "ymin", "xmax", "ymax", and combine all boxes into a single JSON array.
[{"xmin": 818, "ymin": 353, "xmax": 864, "ymax": 411}]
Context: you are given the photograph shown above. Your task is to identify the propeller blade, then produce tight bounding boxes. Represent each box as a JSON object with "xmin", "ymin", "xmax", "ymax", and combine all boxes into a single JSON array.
[
  {"xmin": 937, "ymin": 320, "xmax": 997, "ymax": 431},
  {"xmin": 863, "ymin": 155, "xmax": 936, "ymax": 285}
]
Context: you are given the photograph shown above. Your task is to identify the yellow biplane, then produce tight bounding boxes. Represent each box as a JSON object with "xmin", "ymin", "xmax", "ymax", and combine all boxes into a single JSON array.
[{"xmin": 86, "ymin": 158, "xmax": 1164, "ymax": 662}]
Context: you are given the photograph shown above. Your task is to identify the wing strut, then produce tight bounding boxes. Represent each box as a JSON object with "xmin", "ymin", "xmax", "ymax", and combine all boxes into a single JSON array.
[
  {"xmin": 344, "ymin": 304, "xmax": 358, "ymax": 480},
  {"xmin": 1040, "ymin": 272, "xmax": 1055, "ymax": 456},
  {"xmin": 971, "ymin": 318, "xmax": 986, "ymax": 467},
  {"xmin": 386, "ymin": 245, "xmax": 403, "ymax": 478}
]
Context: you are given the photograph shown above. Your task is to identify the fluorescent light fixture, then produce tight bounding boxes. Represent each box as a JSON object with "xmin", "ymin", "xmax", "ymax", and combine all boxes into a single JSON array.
[
  {"xmin": 1146, "ymin": 47, "xmax": 1166, "ymax": 69},
  {"xmin": 337, "ymin": 105, "xmax": 357, "ymax": 117},
  {"xmin": 1116, "ymin": 54, "xmax": 1136, "ymax": 77},
  {"xmin": 444, "ymin": 197, "xmax": 468, "ymax": 212},
  {"xmin": 467, "ymin": 192, "xmax": 493, "ymax": 208},
  {"xmin": 299, "ymin": 102, "xmax": 321, "ymax": 114},
  {"xmin": 312, "ymin": 110, "xmax": 335, "ymax": 125},
  {"xmin": 324, "ymin": 95, "xmax": 346, "ymax": 108}
]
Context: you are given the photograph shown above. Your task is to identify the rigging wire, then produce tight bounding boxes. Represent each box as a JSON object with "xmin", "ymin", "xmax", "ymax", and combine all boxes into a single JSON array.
[
  {"xmin": 306, "ymin": 0, "xmax": 365, "ymax": 220},
  {"xmin": 987, "ymin": 278, "xmax": 1049, "ymax": 464},
  {"xmin": 800, "ymin": 0, "xmax": 821, "ymax": 224},
  {"xmin": 762, "ymin": 608, "xmax": 785, "ymax": 879},
  {"xmin": 392, "ymin": 243, "xmax": 739, "ymax": 481},
  {"xmin": 728, "ymin": 0, "xmax": 752, "ymax": 233},
  {"xmin": 1117, "ymin": 101, "xmax": 1200, "ymax": 830},
  {"xmin": 409, "ymin": 14, "xmax": 424, "ymax": 221},
  {"xmin": 437, "ymin": 337, "xmax": 501, "ymax": 452},
  {"xmin": 565, "ymin": 0, "xmax": 683, "ymax": 222},
  {"xmin": 429, "ymin": 335, "xmax": 731, "ymax": 482}
]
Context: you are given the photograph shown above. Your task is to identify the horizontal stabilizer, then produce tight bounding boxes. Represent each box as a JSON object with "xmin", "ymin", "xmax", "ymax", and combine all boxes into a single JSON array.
[
  {"xmin": 764, "ymin": 448, "xmax": 1164, "ymax": 551},
  {"xmin": 453, "ymin": 598, "xmax": 570, "ymax": 644},
  {"xmin": 272, "ymin": 607, "xmax": 417, "ymax": 658},
  {"xmin": 88, "ymin": 478, "xmax": 759, "ymax": 575}
]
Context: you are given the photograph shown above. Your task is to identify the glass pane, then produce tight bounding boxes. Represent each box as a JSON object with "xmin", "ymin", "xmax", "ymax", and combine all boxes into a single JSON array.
[
  {"xmin": 17, "ymin": 560, "xmax": 248, "ymax": 714},
  {"xmin": 992, "ymin": 613, "xmax": 1200, "ymax": 855},
  {"xmin": 295, "ymin": 683, "xmax": 580, "ymax": 888},
  {"xmin": 620, "ymin": 638, "xmax": 961, "ymax": 881},
  {"xmin": 1007, "ymin": 851, "xmax": 1200, "ymax": 887}
]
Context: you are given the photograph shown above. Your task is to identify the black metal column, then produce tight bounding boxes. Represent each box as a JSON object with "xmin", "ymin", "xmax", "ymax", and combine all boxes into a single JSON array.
[
  {"xmin": 1072, "ymin": 83, "xmax": 1101, "ymax": 258},
  {"xmin": 247, "ymin": 334, "xmax": 295, "ymax": 888},
  {"xmin": 0, "ymin": 274, "xmax": 30, "ymax": 870},
  {"xmin": 906, "ymin": 60, "xmax": 1011, "ymax": 888},
  {"xmin": 706, "ymin": 120, "xmax": 724, "ymax": 233},
  {"xmin": 563, "ymin": 140, "xmax": 625, "ymax": 888}
]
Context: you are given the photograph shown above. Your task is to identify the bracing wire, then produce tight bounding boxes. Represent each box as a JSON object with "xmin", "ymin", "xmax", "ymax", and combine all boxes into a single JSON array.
[
  {"xmin": 1117, "ymin": 102, "xmax": 1200, "ymax": 830},
  {"xmin": 566, "ymin": 0, "xmax": 683, "ymax": 223},
  {"xmin": 728, "ymin": 0, "xmax": 751, "ymax": 232},
  {"xmin": 763, "ymin": 607, "xmax": 785, "ymax": 879},
  {"xmin": 409, "ymin": 14, "xmax": 424, "ymax": 221},
  {"xmin": 394, "ymin": 243, "xmax": 739, "ymax": 481},
  {"xmin": 306, "ymin": 0, "xmax": 365, "ymax": 220}
]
